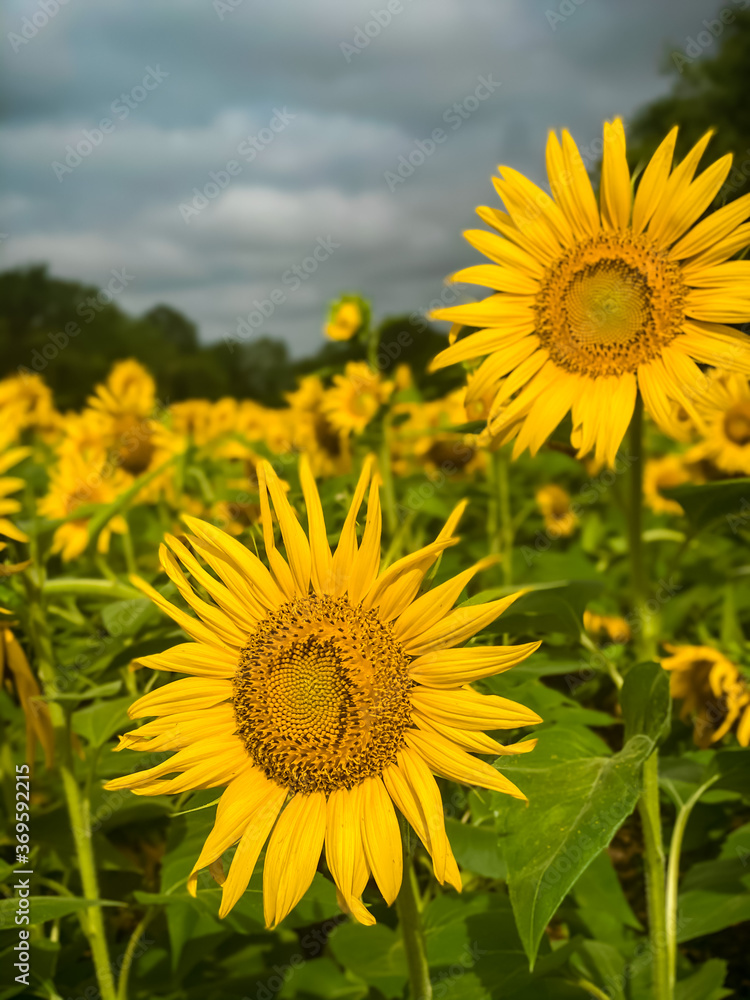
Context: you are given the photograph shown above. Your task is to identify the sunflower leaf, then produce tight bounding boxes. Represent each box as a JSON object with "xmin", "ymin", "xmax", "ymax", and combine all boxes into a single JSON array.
[{"xmin": 496, "ymin": 727, "xmax": 653, "ymax": 967}]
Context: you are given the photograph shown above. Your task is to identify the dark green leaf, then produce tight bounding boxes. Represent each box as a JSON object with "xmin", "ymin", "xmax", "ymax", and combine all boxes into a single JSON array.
[
  {"xmin": 663, "ymin": 478, "xmax": 750, "ymax": 533},
  {"xmin": 0, "ymin": 896, "xmax": 119, "ymax": 928},
  {"xmin": 621, "ymin": 661, "xmax": 671, "ymax": 746},
  {"xmin": 496, "ymin": 727, "xmax": 653, "ymax": 965}
]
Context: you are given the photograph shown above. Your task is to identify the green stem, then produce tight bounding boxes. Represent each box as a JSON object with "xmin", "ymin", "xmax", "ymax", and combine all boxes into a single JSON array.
[
  {"xmin": 379, "ymin": 418, "xmax": 398, "ymax": 537},
  {"xmin": 116, "ymin": 908, "xmax": 155, "ymax": 1000},
  {"xmin": 628, "ymin": 399, "xmax": 669, "ymax": 1000},
  {"xmin": 665, "ymin": 776, "xmax": 719, "ymax": 994},
  {"xmin": 25, "ymin": 573, "xmax": 116, "ymax": 1000},
  {"xmin": 396, "ymin": 855, "xmax": 432, "ymax": 1000},
  {"xmin": 120, "ymin": 523, "xmax": 137, "ymax": 578},
  {"xmin": 42, "ymin": 578, "xmax": 143, "ymax": 601},
  {"xmin": 639, "ymin": 753, "xmax": 669, "ymax": 1000},
  {"xmin": 627, "ymin": 397, "xmax": 658, "ymax": 661},
  {"xmin": 493, "ymin": 451, "xmax": 515, "ymax": 587}
]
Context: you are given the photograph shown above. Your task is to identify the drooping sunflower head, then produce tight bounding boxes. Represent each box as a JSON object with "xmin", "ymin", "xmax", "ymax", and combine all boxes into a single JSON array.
[
  {"xmin": 106, "ymin": 456, "xmax": 541, "ymax": 927},
  {"xmin": 430, "ymin": 119, "xmax": 750, "ymax": 467},
  {"xmin": 661, "ymin": 643, "xmax": 750, "ymax": 748}
]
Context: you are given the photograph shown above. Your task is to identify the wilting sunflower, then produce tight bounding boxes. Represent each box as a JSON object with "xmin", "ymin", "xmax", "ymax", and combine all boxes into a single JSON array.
[
  {"xmin": 430, "ymin": 119, "xmax": 750, "ymax": 466},
  {"xmin": 661, "ymin": 644, "xmax": 750, "ymax": 747},
  {"xmin": 106, "ymin": 457, "xmax": 541, "ymax": 927}
]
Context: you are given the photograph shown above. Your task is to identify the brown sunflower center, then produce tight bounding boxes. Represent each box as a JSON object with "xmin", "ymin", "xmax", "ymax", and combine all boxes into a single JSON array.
[
  {"xmin": 114, "ymin": 414, "xmax": 155, "ymax": 475},
  {"xmin": 233, "ymin": 595, "xmax": 412, "ymax": 794},
  {"xmin": 535, "ymin": 232, "xmax": 687, "ymax": 376},
  {"xmin": 723, "ymin": 402, "xmax": 750, "ymax": 446}
]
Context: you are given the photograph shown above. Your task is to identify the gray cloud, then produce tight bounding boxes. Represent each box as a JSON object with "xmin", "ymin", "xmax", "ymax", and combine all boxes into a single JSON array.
[{"xmin": 0, "ymin": 0, "xmax": 730, "ymax": 356}]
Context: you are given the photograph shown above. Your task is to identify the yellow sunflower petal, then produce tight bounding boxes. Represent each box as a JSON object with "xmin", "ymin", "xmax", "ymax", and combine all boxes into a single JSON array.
[
  {"xmin": 410, "ymin": 686, "xmax": 542, "ymax": 730},
  {"xmin": 218, "ymin": 780, "xmax": 287, "ymax": 917},
  {"xmin": 299, "ymin": 453, "xmax": 333, "ymax": 595},
  {"xmin": 360, "ymin": 776, "xmax": 403, "ymax": 906},
  {"xmin": 600, "ymin": 118, "xmax": 631, "ymax": 231},
  {"xmin": 402, "ymin": 592, "xmax": 523, "ymax": 656},
  {"xmin": 404, "ymin": 729, "xmax": 527, "ymax": 800},
  {"xmin": 325, "ymin": 786, "xmax": 374, "ymax": 926},
  {"xmin": 382, "ymin": 750, "xmax": 461, "ymax": 891},
  {"xmin": 408, "ymin": 641, "xmax": 540, "ymax": 687},
  {"xmin": 188, "ymin": 766, "xmax": 283, "ymax": 897},
  {"xmin": 263, "ymin": 792, "xmax": 327, "ymax": 929}
]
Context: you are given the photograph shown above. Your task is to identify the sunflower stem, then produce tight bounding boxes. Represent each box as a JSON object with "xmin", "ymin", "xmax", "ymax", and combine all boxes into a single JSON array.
[
  {"xmin": 628, "ymin": 398, "xmax": 670, "ymax": 1000},
  {"xmin": 664, "ymin": 775, "xmax": 719, "ymax": 997},
  {"xmin": 116, "ymin": 907, "xmax": 155, "ymax": 1000},
  {"xmin": 23, "ymin": 571, "xmax": 116, "ymax": 1000},
  {"xmin": 490, "ymin": 448, "xmax": 513, "ymax": 586},
  {"xmin": 396, "ymin": 853, "xmax": 432, "ymax": 1000}
]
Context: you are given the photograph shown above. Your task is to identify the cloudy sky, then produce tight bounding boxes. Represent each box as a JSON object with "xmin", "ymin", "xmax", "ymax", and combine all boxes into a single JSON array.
[{"xmin": 1, "ymin": 0, "xmax": 731, "ymax": 356}]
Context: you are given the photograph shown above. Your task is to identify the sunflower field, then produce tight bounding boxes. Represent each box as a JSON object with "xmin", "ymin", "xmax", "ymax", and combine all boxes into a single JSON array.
[{"xmin": 3, "ymin": 117, "xmax": 750, "ymax": 1000}]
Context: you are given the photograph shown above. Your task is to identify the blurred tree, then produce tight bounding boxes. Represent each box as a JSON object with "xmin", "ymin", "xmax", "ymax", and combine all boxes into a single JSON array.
[{"xmin": 627, "ymin": 10, "xmax": 750, "ymax": 203}]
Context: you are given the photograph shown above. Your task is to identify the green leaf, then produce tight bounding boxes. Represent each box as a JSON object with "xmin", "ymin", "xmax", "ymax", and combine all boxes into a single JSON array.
[
  {"xmin": 677, "ymin": 855, "xmax": 750, "ymax": 941},
  {"xmin": 496, "ymin": 727, "xmax": 653, "ymax": 966},
  {"xmin": 71, "ymin": 695, "xmax": 134, "ymax": 746},
  {"xmin": 0, "ymin": 896, "xmax": 119, "ymax": 928},
  {"xmin": 86, "ymin": 455, "xmax": 177, "ymax": 551},
  {"xmin": 445, "ymin": 818, "xmax": 506, "ymax": 879},
  {"xmin": 621, "ymin": 661, "xmax": 671, "ymax": 746},
  {"xmin": 662, "ymin": 478, "xmax": 750, "ymax": 532},
  {"xmin": 675, "ymin": 959, "xmax": 731, "ymax": 1000},
  {"xmin": 572, "ymin": 849, "xmax": 642, "ymax": 935},
  {"xmin": 463, "ymin": 580, "xmax": 603, "ymax": 638},
  {"xmin": 327, "ymin": 922, "xmax": 407, "ymax": 999},
  {"xmin": 101, "ymin": 598, "xmax": 155, "ymax": 637}
]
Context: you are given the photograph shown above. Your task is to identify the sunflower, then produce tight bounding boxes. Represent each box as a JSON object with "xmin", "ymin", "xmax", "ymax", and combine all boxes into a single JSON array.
[
  {"xmin": 583, "ymin": 610, "xmax": 631, "ymax": 645},
  {"xmin": 429, "ymin": 119, "xmax": 750, "ymax": 467},
  {"xmin": 0, "ymin": 447, "xmax": 32, "ymax": 543},
  {"xmin": 322, "ymin": 362, "xmax": 393, "ymax": 436},
  {"xmin": 661, "ymin": 644, "xmax": 750, "ymax": 747},
  {"xmin": 391, "ymin": 390, "xmax": 482, "ymax": 479},
  {"xmin": 685, "ymin": 369, "xmax": 750, "ymax": 476},
  {"xmin": 106, "ymin": 457, "xmax": 541, "ymax": 927},
  {"xmin": 38, "ymin": 450, "xmax": 131, "ymax": 562},
  {"xmin": 643, "ymin": 453, "xmax": 703, "ymax": 515},
  {"xmin": 325, "ymin": 295, "xmax": 368, "ymax": 342},
  {"xmin": 536, "ymin": 484, "xmax": 578, "ymax": 537},
  {"xmin": 0, "ymin": 373, "xmax": 60, "ymax": 444},
  {"xmin": 287, "ymin": 377, "xmax": 351, "ymax": 477}
]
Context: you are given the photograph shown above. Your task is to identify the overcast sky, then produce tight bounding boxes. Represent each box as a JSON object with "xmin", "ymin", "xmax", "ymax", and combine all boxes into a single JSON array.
[{"xmin": 0, "ymin": 0, "xmax": 732, "ymax": 357}]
